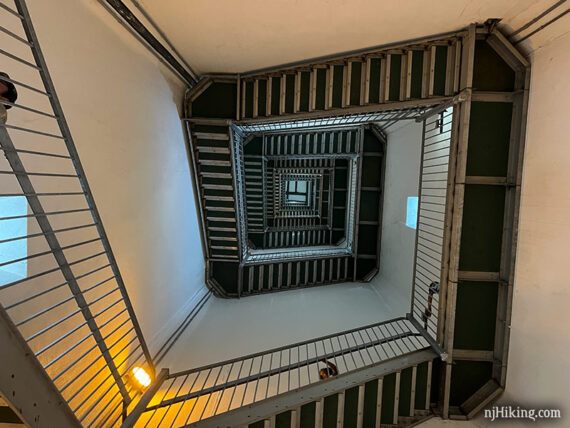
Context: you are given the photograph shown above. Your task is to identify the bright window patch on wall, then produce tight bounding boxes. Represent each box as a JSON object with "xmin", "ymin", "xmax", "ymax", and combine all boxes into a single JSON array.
[
  {"xmin": 0, "ymin": 196, "xmax": 27, "ymax": 285},
  {"xmin": 406, "ymin": 196, "xmax": 418, "ymax": 229}
]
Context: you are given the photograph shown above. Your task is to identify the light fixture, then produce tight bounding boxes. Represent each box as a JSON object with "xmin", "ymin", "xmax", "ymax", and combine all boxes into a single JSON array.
[{"xmin": 131, "ymin": 366, "xmax": 152, "ymax": 388}]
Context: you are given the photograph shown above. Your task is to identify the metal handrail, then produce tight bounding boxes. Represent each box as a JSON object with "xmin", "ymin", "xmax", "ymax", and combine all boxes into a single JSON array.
[
  {"xmin": 409, "ymin": 108, "xmax": 454, "ymax": 342},
  {"xmin": 134, "ymin": 316, "xmax": 430, "ymax": 427},
  {"xmin": 0, "ymin": 1, "xmax": 153, "ymax": 425}
]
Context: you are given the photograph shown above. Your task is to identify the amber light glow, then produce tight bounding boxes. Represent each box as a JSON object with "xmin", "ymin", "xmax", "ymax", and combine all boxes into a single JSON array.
[{"xmin": 132, "ymin": 366, "xmax": 152, "ymax": 388}]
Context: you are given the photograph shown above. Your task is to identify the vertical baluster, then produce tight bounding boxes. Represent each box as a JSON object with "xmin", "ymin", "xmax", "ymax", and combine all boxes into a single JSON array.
[
  {"xmin": 342, "ymin": 62, "xmax": 349, "ymax": 107},
  {"xmin": 356, "ymin": 384, "xmax": 365, "ymax": 428},
  {"xmin": 315, "ymin": 398, "xmax": 324, "ymax": 428},
  {"xmin": 428, "ymin": 45, "xmax": 436, "ymax": 96},
  {"xmin": 280, "ymin": 73, "xmax": 286, "ymax": 114},
  {"xmin": 326, "ymin": 65, "xmax": 334, "ymax": 109},
  {"xmin": 310, "ymin": 68, "xmax": 317, "ymax": 111},
  {"xmin": 375, "ymin": 378, "xmax": 383, "ymax": 428},
  {"xmin": 361, "ymin": 58, "xmax": 369, "ymax": 105},
  {"xmin": 253, "ymin": 79, "xmax": 259, "ymax": 118},
  {"xmin": 266, "ymin": 76, "xmax": 273, "ymax": 116},
  {"xmin": 410, "ymin": 365, "xmax": 418, "ymax": 417},
  {"xmin": 383, "ymin": 54, "xmax": 391, "ymax": 102},
  {"xmin": 294, "ymin": 71, "xmax": 301, "ymax": 113},
  {"xmin": 393, "ymin": 371, "xmax": 401, "ymax": 425},
  {"xmin": 337, "ymin": 391, "xmax": 345, "ymax": 428},
  {"xmin": 400, "ymin": 51, "xmax": 408, "ymax": 101},
  {"xmin": 405, "ymin": 50, "xmax": 413, "ymax": 100}
]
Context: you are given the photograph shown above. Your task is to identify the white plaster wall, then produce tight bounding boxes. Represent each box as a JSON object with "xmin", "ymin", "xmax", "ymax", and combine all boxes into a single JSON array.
[
  {"xmin": 501, "ymin": 25, "xmax": 570, "ymax": 421},
  {"xmin": 2, "ymin": 0, "xmax": 207, "ymax": 355},
  {"xmin": 137, "ymin": 0, "xmax": 552, "ymax": 74},
  {"xmin": 370, "ymin": 121, "xmax": 423, "ymax": 311},
  {"xmin": 161, "ymin": 280, "xmax": 404, "ymax": 371}
]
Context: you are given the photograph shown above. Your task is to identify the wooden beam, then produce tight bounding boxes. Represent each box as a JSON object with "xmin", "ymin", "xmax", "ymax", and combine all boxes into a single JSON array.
[
  {"xmin": 364, "ymin": 57, "xmax": 372, "ymax": 104},
  {"xmin": 453, "ymin": 349, "xmax": 495, "ymax": 362},
  {"xmin": 457, "ymin": 271, "xmax": 500, "ymax": 281}
]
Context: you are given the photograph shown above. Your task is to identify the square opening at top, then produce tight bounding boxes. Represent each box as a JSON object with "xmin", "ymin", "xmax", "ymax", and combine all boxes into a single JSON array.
[{"xmin": 285, "ymin": 180, "xmax": 310, "ymax": 205}]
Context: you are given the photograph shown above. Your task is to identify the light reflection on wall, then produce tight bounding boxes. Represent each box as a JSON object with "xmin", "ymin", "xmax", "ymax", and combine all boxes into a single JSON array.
[
  {"xmin": 406, "ymin": 196, "xmax": 418, "ymax": 229},
  {"xmin": 0, "ymin": 196, "xmax": 27, "ymax": 285}
]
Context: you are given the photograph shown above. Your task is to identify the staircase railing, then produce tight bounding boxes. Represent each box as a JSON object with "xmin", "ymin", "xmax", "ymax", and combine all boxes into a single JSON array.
[
  {"xmin": 0, "ymin": 0, "xmax": 153, "ymax": 425},
  {"xmin": 409, "ymin": 106, "xmax": 455, "ymax": 347},
  {"xmin": 127, "ymin": 317, "xmax": 432, "ymax": 427}
]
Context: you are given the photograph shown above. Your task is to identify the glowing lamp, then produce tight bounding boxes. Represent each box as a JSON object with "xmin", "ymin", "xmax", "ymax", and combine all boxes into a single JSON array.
[{"xmin": 132, "ymin": 366, "xmax": 151, "ymax": 388}]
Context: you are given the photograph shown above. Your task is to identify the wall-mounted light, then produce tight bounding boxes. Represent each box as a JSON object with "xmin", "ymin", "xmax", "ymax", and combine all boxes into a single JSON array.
[{"xmin": 131, "ymin": 366, "xmax": 152, "ymax": 389}]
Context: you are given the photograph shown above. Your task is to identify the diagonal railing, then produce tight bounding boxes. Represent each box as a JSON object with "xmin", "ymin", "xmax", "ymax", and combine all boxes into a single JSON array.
[
  {"xmin": 0, "ymin": 0, "xmax": 153, "ymax": 425},
  {"xmin": 129, "ymin": 317, "xmax": 431, "ymax": 427},
  {"xmin": 409, "ymin": 106, "xmax": 455, "ymax": 349}
]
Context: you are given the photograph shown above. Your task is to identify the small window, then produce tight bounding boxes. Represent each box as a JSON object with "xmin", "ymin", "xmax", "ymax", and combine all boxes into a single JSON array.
[
  {"xmin": 285, "ymin": 180, "xmax": 310, "ymax": 205},
  {"xmin": 0, "ymin": 196, "xmax": 27, "ymax": 285},
  {"xmin": 406, "ymin": 196, "xmax": 418, "ymax": 229}
]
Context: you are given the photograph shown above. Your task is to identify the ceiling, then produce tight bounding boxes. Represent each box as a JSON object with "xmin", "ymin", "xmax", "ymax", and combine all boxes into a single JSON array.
[{"xmin": 134, "ymin": 0, "xmax": 558, "ymax": 75}]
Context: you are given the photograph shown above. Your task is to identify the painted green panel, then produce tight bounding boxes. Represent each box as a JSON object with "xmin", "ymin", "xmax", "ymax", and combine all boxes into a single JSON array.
[
  {"xmin": 300, "ymin": 402, "xmax": 316, "ymax": 428},
  {"xmin": 459, "ymin": 185, "xmax": 505, "ymax": 272},
  {"xmin": 380, "ymin": 373, "xmax": 396, "ymax": 424},
  {"xmin": 350, "ymin": 62, "xmax": 362, "ymax": 106},
  {"xmin": 332, "ymin": 65, "xmax": 344, "ymax": 108},
  {"xmin": 398, "ymin": 367, "xmax": 413, "ymax": 417},
  {"xmin": 334, "ymin": 167, "xmax": 347, "ymax": 187},
  {"xmin": 300, "ymin": 71, "xmax": 311, "ymax": 112},
  {"xmin": 192, "ymin": 82, "xmax": 236, "ymax": 118},
  {"xmin": 449, "ymin": 360, "xmax": 493, "ymax": 406},
  {"xmin": 356, "ymin": 258, "xmax": 376, "ymax": 279},
  {"xmin": 361, "ymin": 156, "xmax": 382, "ymax": 188},
  {"xmin": 258, "ymin": 79, "xmax": 267, "ymax": 116},
  {"xmin": 245, "ymin": 81, "xmax": 254, "ymax": 118},
  {"xmin": 359, "ymin": 192, "xmax": 380, "ymax": 222},
  {"xmin": 307, "ymin": 259, "xmax": 315, "ymax": 283},
  {"xmin": 245, "ymin": 136, "xmax": 263, "ymax": 155},
  {"xmin": 316, "ymin": 68, "xmax": 327, "ymax": 110},
  {"xmin": 433, "ymin": 46, "xmax": 448, "ymax": 96},
  {"xmin": 454, "ymin": 281, "xmax": 498, "ymax": 350},
  {"xmin": 343, "ymin": 386, "xmax": 359, "ymax": 428},
  {"xmin": 212, "ymin": 262, "xmax": 239, "ymax": 294},
  {"xmin": 389, "ymin": 54, "xmax": 402, "ymax": 101},
  {"xmin": 333, "ymin": 207, "xmax": 346, "ymax": 228},
  {"xmin": 358, "ymin": 224, "xmax": 378, "ymax": 255},
  {"xmin": 249, "ymin": 233, "xmax": 264, "ymax": 249},
  {"xmin": 363, "ymin": 380, "xmax": 379, "ymax": 428},
  {"xmin": 276, "ymin": 410, "xmax": 292, "ymax": 428},
  {"xmin": 249, "ymin": 421, "xmax": 264, "ymax": 428},
  {"xmin": 473, "ymin": 40, "xmax": 515, "ymax": 92},
  {"xmin": 363, "ymin": 129, "xmax": 383, "ymax": 153},
  {"xmin": 323, "ymin": 393, "xmax": 338, "ymax": 428},
  {"xmin": 263, "ymin": 264, "xmax": 271, "ymax": 290},
  {"xmin": 410, "ymin": 51, "xmax": 424, "ymax": 99},
  {"xmin": 414, "ymin": 361, "xmax": 428, "ymax": 410},
  {"xmin": 271, "ymin": 77, "xmax": 281, "ymax": 115},
  {"xmin": 466, "ymin": 102, "xmax": 513, "ymax": 177},
  {"xmin": 272, "ymin": 261, "xmax": 280, "ymax": 284},
  {"xmin": 193, "ymin": 124, "xmax": 228, "ymax": 134},
  {"xmin": 368, "ymin": 58, "xmax": 381, "ymax": 104},
  {"xmin": 285, "ymin": 74, "xmax": 296, "ymax": 113},
  {"xmin": 298, "ymin": 263, "xmax": 307, "ymax": 285}
]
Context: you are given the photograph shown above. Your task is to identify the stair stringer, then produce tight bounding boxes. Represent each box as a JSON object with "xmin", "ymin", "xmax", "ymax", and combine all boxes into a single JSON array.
[{"xmin": 184, "ymin": 76, "xmax": 242, "ymax": 297}]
